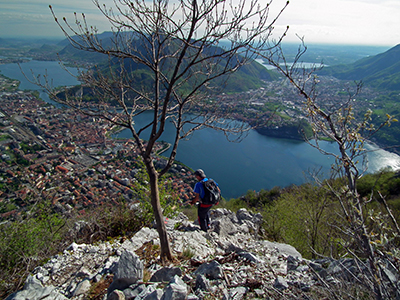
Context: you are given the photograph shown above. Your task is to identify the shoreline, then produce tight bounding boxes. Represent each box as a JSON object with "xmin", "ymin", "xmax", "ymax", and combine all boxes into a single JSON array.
[
  {"xmin": 108, "ymin": 125, "xmax": 172, "ymax": 156},
  {"xmin": 109, "ymin": 121, "xmax": 400, "ymax": 159},
  {"xmin": 156, "ymin": 142, "xmax": 171, "ymax": 155}
]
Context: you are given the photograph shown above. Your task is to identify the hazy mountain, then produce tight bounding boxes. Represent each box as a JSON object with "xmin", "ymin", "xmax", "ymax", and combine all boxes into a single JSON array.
[
  {"xmin": 0, "ymin": 37, "xmax": 62, "ymax": 48},
  {"xmin": 280, "ymin": 43, "xmax": 389, "ymax": 65},
  {"xmin": 319, "ymin": 44, "xmax": 400, "ymax": 91}
]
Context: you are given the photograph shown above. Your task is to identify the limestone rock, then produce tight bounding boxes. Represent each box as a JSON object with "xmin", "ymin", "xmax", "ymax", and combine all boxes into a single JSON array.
[
  {"xmin": 162, "ymin": 275, "xmax": 187, "ymax": 300},
  {"xmin": 71, "ymin": 279, "xmax": 91, "ymax": 297},
  {"xmin": 274, "ymin": 276, "xmax": 289, "ymax": 290},
  {"xmin": 121, "ymin": 227, "xmax": 159, "ymax": 252},
  {"xmin": 194, "ymin": 274, "xmax": 210, "ymax": 292},
  {"xmin": 150, "ymin": 267, "xmax": 182, "ymax": 283},
  {"xmin": 194, "ymin": 260, "xmax": 223, "ymax": 280},
  {"xmin": 108, "ymin": 250, "xmax": 144, "ymax": 294},
  {"xmin": 5, "ymin": 275, "xmax": 68, "ymax": 300},
  {"xmin": 228, "ymin": 286, "xmax": 247, "ymax": 300}
]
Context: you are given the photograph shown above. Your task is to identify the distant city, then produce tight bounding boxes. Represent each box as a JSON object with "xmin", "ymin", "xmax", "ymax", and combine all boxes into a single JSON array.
[{"xmin": 0, "ymin": 84, "xmax": 195, "ymax": 220}]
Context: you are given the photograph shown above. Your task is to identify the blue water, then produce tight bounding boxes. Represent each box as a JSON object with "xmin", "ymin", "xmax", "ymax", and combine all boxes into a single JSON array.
[
  {"xmin": 0, "ymin": 60, "xmax": 80, "ymax": 106},
  {"xmin": 114, "ymin": 112, "xmax": 400, "ymax": 199},
  {"xmin": 115, "ymin": 120, "xmax": 338, "ymax": 198},
  {"xmin": 2, "ymin": 60, "xmax": 400, "ymax": 199}
]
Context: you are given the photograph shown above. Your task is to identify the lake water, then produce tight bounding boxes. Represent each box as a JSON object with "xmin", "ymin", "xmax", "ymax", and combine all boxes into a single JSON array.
[
  {"xmin": 0, "ymin": 60, "xmax": 80, "ymax": 106},
  {"xmin": 254, "ymin": 59, "xmax": 326, "ymax": 70},
  {"xmin": 2, "ymin": 60, "xmax": 400, "ymax": 199}
]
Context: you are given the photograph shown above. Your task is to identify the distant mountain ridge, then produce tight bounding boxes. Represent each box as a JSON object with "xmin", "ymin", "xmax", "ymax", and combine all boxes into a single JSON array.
[
  {"xmin": 55, "ymin": 32, "xmax": 279, "ymax": 93},
  {"xmin": 55, "ymin": 39, "xmax": 400, "ymax": 92},
  {"xmin": 319, "ymin": 44, "xmax": 400, "ymax": 91}
]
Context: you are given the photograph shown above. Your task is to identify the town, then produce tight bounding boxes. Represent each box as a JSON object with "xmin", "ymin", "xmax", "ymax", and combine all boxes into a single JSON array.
[
  {"xmin": 0, "ymin": 76, "xmax": 196, "ymax": 220},
  {"xmin": 204, "ymin": 72, "xmax": 382, "ymax": 135}
]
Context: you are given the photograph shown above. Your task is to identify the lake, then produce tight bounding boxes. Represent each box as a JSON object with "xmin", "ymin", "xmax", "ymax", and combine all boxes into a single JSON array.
[
  {"xmin": 254, "ymin": 58, "xmax": 327, "ymax": 70},
  {"xmin": 2, "ymin": 60, "xmax": 400, "ymax": 199},
  {"xmin": 0, "ymin": 59, "xmax": 80, "ymax": 106}
]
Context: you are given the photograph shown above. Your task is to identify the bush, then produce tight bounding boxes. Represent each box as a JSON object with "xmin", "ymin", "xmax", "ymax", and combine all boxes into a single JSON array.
[
  {"xmin": 70, "ymin": 202, "xmax": 152, "ymax": 244},
  {"xmin": 0, "ymin": 202, "xmax": 67, "ymax": 297}
]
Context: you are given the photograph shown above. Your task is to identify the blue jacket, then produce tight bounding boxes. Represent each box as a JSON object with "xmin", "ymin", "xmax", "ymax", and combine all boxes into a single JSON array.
[{"xmin": 194, "ymin": 178, "xmax": 208, "ymax": 200}]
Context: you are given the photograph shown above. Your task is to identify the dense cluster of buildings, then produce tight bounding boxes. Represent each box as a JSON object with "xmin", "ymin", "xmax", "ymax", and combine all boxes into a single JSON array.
[
  {"xmin": 0, "ymin": 86, "xmax": 195, "ymax": 220},
  {"xmin": 213, "ymin": 75, "xmax": 381, "ymax": 130}
]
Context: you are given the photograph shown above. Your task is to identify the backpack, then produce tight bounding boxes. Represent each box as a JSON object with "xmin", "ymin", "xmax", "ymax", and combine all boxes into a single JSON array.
[{"xmin": 201, "ymin": 179, "xmax": 221, "ymax": 204}]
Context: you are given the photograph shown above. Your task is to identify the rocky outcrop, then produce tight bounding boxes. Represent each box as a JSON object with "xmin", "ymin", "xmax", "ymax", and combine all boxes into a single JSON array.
[{"xmin": 4, "ymin": 208, "xmax": 382, "ymax": 300}]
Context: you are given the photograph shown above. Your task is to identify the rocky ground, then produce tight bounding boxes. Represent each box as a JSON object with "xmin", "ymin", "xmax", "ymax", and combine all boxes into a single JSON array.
[{"xmin": 5, "ymin": 208, "xmax": 382, "ymax": 300}]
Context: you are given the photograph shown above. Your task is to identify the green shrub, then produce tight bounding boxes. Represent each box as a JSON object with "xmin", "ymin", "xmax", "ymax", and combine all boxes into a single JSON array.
[{"xmin": 0, "ymin": 202, "xmax": 67, "ymax": 297}]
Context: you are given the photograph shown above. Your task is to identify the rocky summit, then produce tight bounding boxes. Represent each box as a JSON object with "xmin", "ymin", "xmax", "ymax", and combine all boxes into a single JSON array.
[{"xmin": 5, "ymin": 208, "xmax": 370, "ymax": 300}]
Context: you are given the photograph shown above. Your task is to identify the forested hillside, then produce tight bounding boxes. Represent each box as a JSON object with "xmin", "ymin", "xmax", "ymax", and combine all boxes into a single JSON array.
[
  {"xmin": 226, "ymin": 169, "xmax": 400, "ymax": 259},
  {"xmin": 319, "ymin": 44, "xmax": 400, "ymax": 91}
]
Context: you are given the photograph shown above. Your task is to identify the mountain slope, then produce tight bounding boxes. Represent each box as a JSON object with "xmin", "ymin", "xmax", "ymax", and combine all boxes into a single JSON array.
[
  {"xmin": 56, "ymin": 32, "xmax": 279, "ymax": 93},
  {"xmin": 319, "ymin": 44, "xmax": 400, "ymax": 91}
]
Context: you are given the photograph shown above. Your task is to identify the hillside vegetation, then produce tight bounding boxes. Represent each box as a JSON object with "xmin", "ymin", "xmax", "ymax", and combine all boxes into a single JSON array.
[
  {"xmin": 319, "ymin": 44, "xmax": 400, "ymax": 91},
  {"xmin": 312, "ymin": 44, "xmax": 400, "ymax": 151},
  {"xmin": 224, "ymin": 169, "xmax": 400, "ymax": 260}
]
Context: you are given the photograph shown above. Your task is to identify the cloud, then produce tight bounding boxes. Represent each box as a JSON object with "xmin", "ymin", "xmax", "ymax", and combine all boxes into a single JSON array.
[
  {"xmin": 273, "ymin": 0, "xmax": 400, "ymax": 45},
  {"xmin": 0, "ymin": 0, "xmax": 398, "ymax": 45}
]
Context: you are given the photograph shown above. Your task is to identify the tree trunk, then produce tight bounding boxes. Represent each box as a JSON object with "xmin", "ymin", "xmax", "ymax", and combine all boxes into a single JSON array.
[{"xmin": 145, "ymin": 159, "xmax": 173, "ymax": 261}]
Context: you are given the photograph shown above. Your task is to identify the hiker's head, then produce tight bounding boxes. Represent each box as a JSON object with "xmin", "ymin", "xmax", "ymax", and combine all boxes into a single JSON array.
[{"xmin": 194, "ymin": 169, "xmax": 206, "ymax": 180}]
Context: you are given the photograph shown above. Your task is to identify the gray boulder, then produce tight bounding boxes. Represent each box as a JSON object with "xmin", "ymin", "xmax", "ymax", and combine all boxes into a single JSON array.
[
  {"xmin": 236, "ymin": 208, "xmax": 254, "ymax": 222},
  {"xmin": 121, "ymin": 283, "xmax": 146, "ymax": 299},
  {"xmin": 134, "ymin": 285, "xmax": 163, "ymax": 300},
  {"xmin": 108, "ymin": 289, "xmax": 126, "ymax": 300},
  {"xmin": 287, "ymin": 255, "xmax": 300, "ymax": 271},
  {"xmin": 213, "ymin": 216, "xmax": 238, "ymax": 236},
  {"xmin": 150, "ymin": 267, "xmax": 182, "ymax": 283},
  {"xmin": 5, "ymin": 275, "xmax": 68, "ymax": 300},
  {"xmin": 71, "ymin": 279, "xmax": 92, "ymax": 297},
  {"xmin": 161, "ymin": 275, "xmax": 187, "ymax": 300},
  {"xmin": 273, "ymin": 276, "xmax": 289, "ymax": 290},
  {"xmin": 228, "ymin": 286, "xmax": 247, "ymax": 300},
  {"xmin": 108, "ymin": 250, "xmax": 144, "ymax": 294},
  {"xmin": 238, "ymin": 251, "xmax": 264, "ymax": 264},
  {"xmin": 169, "ymin": 230, "xmax": 215, "ymax": 259},
  {"xmin": 194, "ymin": 260, "xmax": 223, "ymax": 280},
  {"xmin": 121, "ymin": 227, "xmax": 159, "ymax": 252},
  {"xmin": 261, "ymin": 240, "xmax": 302, "ymax": 259},
  {"xmin": 194, "ymin": 274, "xmax": 211, "ymax": 292}
]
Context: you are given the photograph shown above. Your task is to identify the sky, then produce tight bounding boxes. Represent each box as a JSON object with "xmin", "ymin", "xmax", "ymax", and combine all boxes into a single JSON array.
[{"xmin": 0, "ymin": 0, "xmax": 399, "ymax": 47}]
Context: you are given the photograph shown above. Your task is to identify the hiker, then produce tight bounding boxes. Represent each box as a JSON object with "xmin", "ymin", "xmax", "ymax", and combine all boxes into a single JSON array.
[{"xmin": 190, "ymin": 169, "xmax": 220, "ymax": 231}]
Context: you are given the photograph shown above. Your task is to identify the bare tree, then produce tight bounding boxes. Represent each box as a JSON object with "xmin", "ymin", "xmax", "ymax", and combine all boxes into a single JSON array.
[
  {"xmin": 259, "ymin": 41, "xmax": 398, "ymax": 299},
  {"xmin": 34, "ymin": 0, "xmax": 289, "ymax": 261}
]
